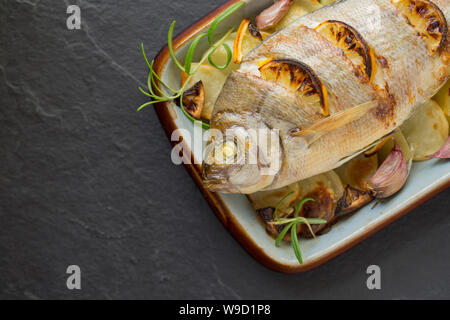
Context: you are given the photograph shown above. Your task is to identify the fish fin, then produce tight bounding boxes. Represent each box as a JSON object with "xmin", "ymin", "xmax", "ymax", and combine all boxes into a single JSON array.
[
  {"xmin": 333, "ymin": 131, "xmax": 396, "ymax": 168},
  {"xmin": 291, "ymin": 100, "xmax": 378, "ymax": 146}
]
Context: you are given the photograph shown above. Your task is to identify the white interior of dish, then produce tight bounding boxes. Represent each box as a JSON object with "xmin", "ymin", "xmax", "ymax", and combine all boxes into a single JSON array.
[{"xmin": 159, "ymin": 0, "xmax": 450, "ymax": 267}]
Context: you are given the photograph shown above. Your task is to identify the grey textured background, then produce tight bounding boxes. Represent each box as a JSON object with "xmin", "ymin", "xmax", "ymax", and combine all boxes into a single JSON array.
[{"xmin": 0, "ymin": 0, "xmax": 449, "ymax": 300}]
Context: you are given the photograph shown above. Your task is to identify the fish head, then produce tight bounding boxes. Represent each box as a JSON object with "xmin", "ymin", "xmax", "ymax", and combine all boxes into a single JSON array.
[{"xmin": 202, "ymin": 120, "xmax": 282, "ymax": 194}]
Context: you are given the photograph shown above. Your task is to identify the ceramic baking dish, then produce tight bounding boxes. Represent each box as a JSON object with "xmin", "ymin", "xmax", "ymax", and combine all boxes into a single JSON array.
[{"xmin": 150, "ymin": 0, "xmax": 450, "ymax": 273}]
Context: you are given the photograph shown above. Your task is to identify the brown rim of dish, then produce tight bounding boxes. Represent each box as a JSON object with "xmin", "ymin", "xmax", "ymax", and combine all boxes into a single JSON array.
[{"xmin": 150, "ymin": 0, "xmax": 450, "ymax": 273}]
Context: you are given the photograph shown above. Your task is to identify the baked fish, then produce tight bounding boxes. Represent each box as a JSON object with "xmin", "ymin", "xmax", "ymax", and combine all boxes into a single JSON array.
[{"xmin": 202, "ymin": 0, "xmax": 449, "ymax": 194}]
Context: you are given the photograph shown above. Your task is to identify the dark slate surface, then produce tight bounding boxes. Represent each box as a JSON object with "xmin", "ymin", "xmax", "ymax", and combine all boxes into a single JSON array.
[{"xmin": 0, "ymin": 0, "xmax": 449, "ymax": 300}]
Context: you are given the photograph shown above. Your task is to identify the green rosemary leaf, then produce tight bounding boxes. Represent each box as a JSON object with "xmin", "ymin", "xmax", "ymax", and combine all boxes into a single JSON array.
[
  {"xmin": 151, "ymin": 71, "xmax": 174, "ymax": 98},
  {"xmin": 271, "ymin": 217, "xmax": 328, "ymax": 226},
  {"xmin": 138, "ymin": 86, "xmax": 154, "ymax": 98},
  {"xmin": 208, "ymin": 1, "xmax": 245, "ymax": 44},
  {"xmin": 137, "ymin": 100, "xmax": 160, "ymax": 112},
  {"xmin": 208, "ymin": 43, "xmax": 233, "ymax": 70},
  {"xmin": 141, "ymin": 43, "xmax": 153, "ymax": 70},
  {"xmin": 291, "ymin": 223, "xmax": 303, "ymax": 264},
  {"xmin": 150, "ymin": 66, "xmax": 177, "ymax": 94},
  {"xmin": 180, "ymin": 98, "xmax": 211, "ymax": 130},
  {"xmin": 185, "ymin": 33, "xmax": 207, "ymax": 75},
  {"xmin": 273, "ymin": 191, "xmax": 294, "ymax": 221},
  {"xmin": 275, "ymin": 221, "xmax": 295, "ymax": 248},
  {"xmin": 294, "ymin": 198, "xmax": 315, "ymax": 218},
  {"xmin": 168, "ymin": 21, "xmax": 187, "ymax": 72}
]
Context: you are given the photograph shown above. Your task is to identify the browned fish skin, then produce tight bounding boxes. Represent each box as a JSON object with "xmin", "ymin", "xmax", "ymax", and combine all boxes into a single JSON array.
[{"xmin": 203, "ymin": 0, "xmax": 449, "ymax": 194}]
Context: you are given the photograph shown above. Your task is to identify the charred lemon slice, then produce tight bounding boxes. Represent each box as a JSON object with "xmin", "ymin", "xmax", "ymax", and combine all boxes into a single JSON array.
[
  {"xmin": 315, "ymin": 20, "xmax": 376, "ymax": 82},
  {"xmin": 391, "ymin": 0, "xmax": 447, "ymax": 54},
  {"xmin": 233, "ymin": 19, "xmax": 270, "ymax": 64},
  {"xmin": 182, "ymin": 81, "xmax": 205, "ymax": 120},
  {"xmin": 259, "ymin": 59, "xmax": 329, "ymax": 116}
]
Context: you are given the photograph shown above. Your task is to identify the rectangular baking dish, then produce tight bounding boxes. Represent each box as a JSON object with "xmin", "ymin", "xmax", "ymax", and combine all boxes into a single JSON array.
[{"xmin": 151, "ymin": 0, "xmax": 450, "ymax": 273}]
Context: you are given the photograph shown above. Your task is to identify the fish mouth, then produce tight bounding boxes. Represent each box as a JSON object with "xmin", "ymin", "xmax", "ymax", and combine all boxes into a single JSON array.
[{"xmin": 202, "ymin": 177, "xmax": 239, "ymax": 193}]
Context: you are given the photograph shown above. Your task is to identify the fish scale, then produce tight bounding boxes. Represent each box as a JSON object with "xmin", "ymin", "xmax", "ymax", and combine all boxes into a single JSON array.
[{"xmin": 202, "ymin": 0, "xmax": 449, "ymax": 194}]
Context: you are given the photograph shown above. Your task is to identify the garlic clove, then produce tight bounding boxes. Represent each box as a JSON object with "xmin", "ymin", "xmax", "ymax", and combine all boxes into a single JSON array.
[
  {"xmin": 255, "ymin": 0, "xmax": 294, "ymax": 31},
  {"xmin": 367, "ymin": 143, "xmax": 409, "ymax": 199},
  {"xmin": 427, "ymin": 137, "xmax": 450, "ymax": 159}
]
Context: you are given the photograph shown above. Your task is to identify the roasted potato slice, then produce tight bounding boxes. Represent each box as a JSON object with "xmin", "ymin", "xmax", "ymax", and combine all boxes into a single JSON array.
[
  {"xmin": 233, "ymin": 19, "xmax": 270, "ymax": 63},
  {"xmin": 251, "ymin": 183, "xmax": 301, "ymax": 240},
  {"xmin": 433, "ymin": 80, "xmax": 450, "ymax": 127},
  {"xmin": 256, "ymin": 207, "xmax": 287, "ymax": 239},
  {"xmin": 270, "ymin": 4, "xmax": 309, "ymax": 32},
  {"xmin": 377, "ymin": 130, "xmax": 413, "ymax": 164},
  {"xmin": 364, "ymin": 136, "xmax": 392, "ymax": 158},
  {"xmin": 259, "ymin": 59, "xmax": 329, "ymax": 116},
  {"xmin": 270, "ymin": 0, "xmax": 322, "ymax": 32},
  {"xmin": 320, "ymin": 0, "xmax": 337, "ymax": 5},
  {"xmin": 295, "ymin": 171, "xmax": 344, "ymax": 236},
  {"xmin": 335, "ymin": 153, "xmax": 379, "ymax": 191},
  {"xmin": 181, "ymin": 63, "xmax": 228, "ymax": 121},
  {"xmin": 294, "ymin": 0, "xmax": 323, "ymax": 12},
  {"xmin": 401, "ymin": 100, "xmax": 449, "ymax": 161},
  {"xmin": 315, "ymin": 20, "xmax": 376, "ymax": 81},
  {"xmin": 391, "ymin": 0, "xmax": 448, "ymax": 54},
  {"xmin": 248, "ymin": 182, "xmax": 300, "ymax": 215}
]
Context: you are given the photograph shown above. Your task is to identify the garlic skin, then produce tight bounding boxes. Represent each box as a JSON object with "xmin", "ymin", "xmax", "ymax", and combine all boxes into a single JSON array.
[
  {"xmin": 427, "ymin": 137, "xmax": 450, "ymax": 159},
  {"xmin": 256, "ymin": 0, "xmax": 293, "ymax": 30},
  {"xmin": 368, "ymin": 143, "xmax": 409, "ymax": 198}
]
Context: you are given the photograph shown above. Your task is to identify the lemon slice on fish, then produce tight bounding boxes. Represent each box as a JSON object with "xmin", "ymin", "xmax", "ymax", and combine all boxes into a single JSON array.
[
  {"xmin": 259, "ymin": 59, "xmax": 329, "ymax": 116},
  {"xmin": 315, "ymin": 20, "xmax": 376, "ymax": 82},
  {"xmin": 391, "ymin": 0, "xmax": 447, "ymax": 54},
  {"xmin": 233, "ymin": 19, "xmax": 271, "ymax": 64}
]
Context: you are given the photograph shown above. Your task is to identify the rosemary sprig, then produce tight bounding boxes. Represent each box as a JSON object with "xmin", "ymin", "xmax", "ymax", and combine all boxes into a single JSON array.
[
  {"xmin": 138, "ymin": 1, "xmax": 246, "ymax": 130},
  {"xmin": 273, "ymin": 191, "xmax": 294, "ymax": 220},
  {"xmin": 271, "ymin": 196, "xmax": 327, "ymax": 265}
]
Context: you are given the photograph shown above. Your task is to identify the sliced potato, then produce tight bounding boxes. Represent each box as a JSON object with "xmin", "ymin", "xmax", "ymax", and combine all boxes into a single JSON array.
[
  {"xmin": 181, "ymin": 63, "xmax": 228, "ymax": 121},
  {"xmin": 208, "ymin": 32, "xmax": 239, "ymax": 75},
  {"xmin": 294, "ymin": 0, "xmax": 323, "ymax": 12},
  {"xmin": 259, "ymin": 59, "xmax": 329, "ymax": 116},
  {"xmin": 315, "ymin": 20, "xmax": 376, "ymax": 81},
  {"xmin": 364, "ymin": 136, "xmax": 392, "ymax": 158},
  {"xmin": 295, "ymin": 171, "xmax": 344, "ymax": 236},
  {"xmin": 433, "ymin": 80, "xmax": 450, "ymax": 126},
  {"xmin": 320, "ymin": 0, "xmax": 337, "ymax": 5},
  {"xmin": 377, "ymin": 130, "xmax": 412, "ymax": 164},
  {"xmin": 269, "ymin": 4, "xmax": 308, "ymax": 32},
  {"xmin": 391, "ymin": 0, "xmax": 448, "ymax": 54},
  {"xmin": 267, "ymin": 1, "xmax": 322, "ymax": 32},
  {"xmin": 335, "ymin": 153, "xmax": 379, "ymax": 191},
  {"xmin": 401, "ymin": 100, "xmax": 449, "ymax": 161},
  {"xmin": 256, "ymin": 207, "xmax": 287, "ymax": 239},
  {"xmin": 248, "ymin": 182, "xmax": 300, "ymax": 215}
]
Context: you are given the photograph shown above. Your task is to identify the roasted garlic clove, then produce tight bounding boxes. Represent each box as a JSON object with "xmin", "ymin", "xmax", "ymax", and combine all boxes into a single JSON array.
[
  {"xmin": 256, "ymin": 0, "xmax": 294, "ymax": 31},
  {"xmin": 367, "ymin": 143, "xmax": 409, "ymax": 198}
]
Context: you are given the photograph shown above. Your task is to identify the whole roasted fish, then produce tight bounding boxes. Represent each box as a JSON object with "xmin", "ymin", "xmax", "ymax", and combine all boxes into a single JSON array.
[{"xmin": 202, "ymin": 0, "xmax": 450, "ymax": 194}]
